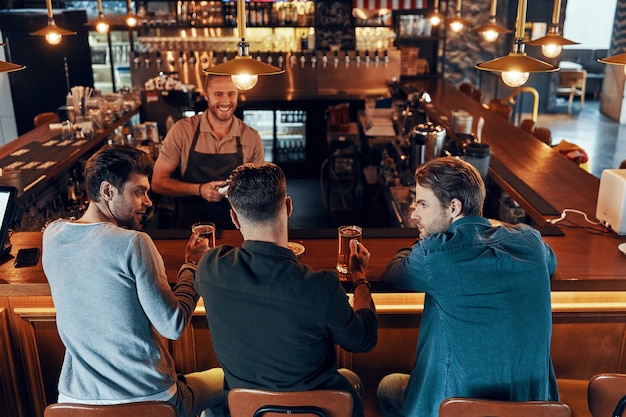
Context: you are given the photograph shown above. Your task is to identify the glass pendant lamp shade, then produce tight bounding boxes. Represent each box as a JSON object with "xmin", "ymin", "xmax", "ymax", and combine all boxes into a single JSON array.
[
  {"xmin": 526, "ymin": 0, "xmax": 578, "ymax": 58},
  {"xmin": 475, "ymin": 0, "xmax": 558, "ymax": 87},
  {"xmin": 204, "ymin": 0, "xmax": 283, "ymax": 90},
  {"xmin": 30, "ymin": 0, "xmax": 76, "ymax": 45},
  {"xmin": 472, "ymin": 0, "xmax": 511, "ymax": 42}
]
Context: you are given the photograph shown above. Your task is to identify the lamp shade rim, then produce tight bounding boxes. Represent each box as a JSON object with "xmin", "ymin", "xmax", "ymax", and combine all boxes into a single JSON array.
[
  {"xmin": 598, "ymin": 53, "xmax": 626, "ymax": 65},
  {"xmin": 0, "ymin": 60, "xmax": 25, "ymax": 73},
  {"xmin": 472, "ymin": 22, "xmax": 512, "ymax": 34},
  {"xmin": 204, "ymin": 56, "xmax": 285, "ymax": 76},
  {"xmin": 30, "ymin": 26, "xmax": 76, "ymax": 36},
  {"xmin": 527, "ymin": 34, "xmax": 579, "ymax": 46},
  {"xmin": 475, "ymin": 53, "xmax": 559, "ymax": 73}
]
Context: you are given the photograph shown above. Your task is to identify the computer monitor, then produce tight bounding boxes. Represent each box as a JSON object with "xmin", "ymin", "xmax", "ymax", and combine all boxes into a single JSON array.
[{"xmin": 0, "ymin": 186, "xmax": 19, "ymax": 259}]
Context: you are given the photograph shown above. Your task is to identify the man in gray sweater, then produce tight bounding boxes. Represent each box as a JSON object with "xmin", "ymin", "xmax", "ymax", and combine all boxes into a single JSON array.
[{"xmin": 42, "ymin": 145, "xmax": 224, "ymax": 417}]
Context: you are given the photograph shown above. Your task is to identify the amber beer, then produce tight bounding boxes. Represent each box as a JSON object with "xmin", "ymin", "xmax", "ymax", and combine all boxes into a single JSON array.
[
  {"xmin": 336, "ymin": 225, "xmax": 362, "ymax": 275},
  {"xmin": 191, "ymin": 222, "xmax": 216, "ymax": 248}
]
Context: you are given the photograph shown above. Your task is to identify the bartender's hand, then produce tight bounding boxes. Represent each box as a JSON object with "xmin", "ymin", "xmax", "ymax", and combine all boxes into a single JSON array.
[
  {"xmin": 198, "ymin": 180, "xmax": 227, "ymax": 203},
  {"xmin": 185, "ymin": 231, "xmax": 210, "ymax": 265},
  {"xmin": 349, "ymin": 239, "xmax": 370, "ymax": 280}
]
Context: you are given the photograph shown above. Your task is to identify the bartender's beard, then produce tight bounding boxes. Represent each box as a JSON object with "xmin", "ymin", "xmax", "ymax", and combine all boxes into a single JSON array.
[{"xmin": 208, "ymin": 102, "xmax": 235, "ymax": 122}]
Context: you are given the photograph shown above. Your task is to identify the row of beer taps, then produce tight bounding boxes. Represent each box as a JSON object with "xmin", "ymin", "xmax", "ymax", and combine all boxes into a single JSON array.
[{"xmin": 132, "ymin": 49, "xmax": 392, "ymax": 71}]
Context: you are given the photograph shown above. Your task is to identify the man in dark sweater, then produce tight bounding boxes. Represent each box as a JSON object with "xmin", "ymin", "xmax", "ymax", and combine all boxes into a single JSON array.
[{"xmin": 194, "ymin": 162, "xmax": 378, "ymax": 417}]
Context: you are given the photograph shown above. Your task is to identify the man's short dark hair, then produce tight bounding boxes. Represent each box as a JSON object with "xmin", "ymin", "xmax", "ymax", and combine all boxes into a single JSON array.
[
  {"xmin": 415, "ymin": 156, "xmax": 486, "ymax": 217},
  {"xmin": 227, "ymin": 163, "xmax": 286, "ymax": 223},
  {"xmin": 84, "ymin": 145, "xmax": 154, "ymax": 202}
]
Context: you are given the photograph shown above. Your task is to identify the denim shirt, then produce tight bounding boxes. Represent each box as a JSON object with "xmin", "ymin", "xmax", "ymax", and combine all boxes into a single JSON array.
[{"xmin": 383, "ymin": 216, "xmax": 559, "ymax": 417}]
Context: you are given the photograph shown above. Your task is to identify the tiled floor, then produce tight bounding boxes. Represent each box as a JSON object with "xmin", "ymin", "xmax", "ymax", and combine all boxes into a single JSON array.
[{"xmin": 531, "ymin": 98, "xmax": 626, "ymax": 178}]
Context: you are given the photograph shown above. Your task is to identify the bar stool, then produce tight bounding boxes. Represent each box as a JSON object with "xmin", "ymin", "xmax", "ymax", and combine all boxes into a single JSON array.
[
  {"xmin": 588, "ymin": 373, "xmax": 626, "ymax": 417},
  {"xmin": 44, "ymin": 401, "xmax": 178, "ymax": 417},
  {"xmin": 439, "ymin": 398, "xmax": 571, "ymax": 417},
  {"xmin": 34, "ymin": 112, "xmax": 60, "ymax": 127},
  {"xmin": 532, "ymin": 126, "xmax": 552, "ymax": 146},
  {"xmin": 520, "ymin": 119, "xmax": 535, "ymax": 134},
  {"xmin": 488, "ymin": 99, "xmax": 512, "ymax": 122},
  {"xmin": 228, "ymin": 388, "xmax": 353, "ymax": 417}
]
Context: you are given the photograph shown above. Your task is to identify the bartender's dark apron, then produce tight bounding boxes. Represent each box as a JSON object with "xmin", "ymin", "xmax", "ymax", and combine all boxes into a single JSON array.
[{"xmin": 175, "ymin": 120, "xmax": 243, "ymax": 230}]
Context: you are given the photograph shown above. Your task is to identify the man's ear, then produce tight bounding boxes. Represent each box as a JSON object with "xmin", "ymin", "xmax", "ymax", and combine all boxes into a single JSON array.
[
  {"xmin": 100, "ymin": 181, "xmax": 115, "ymax": 201},
  {"xmin": 449, "ymin": 198, "xmax": 463, "ymax": 218},
  {"xmin": 285, "ymin": 196, "xmax": 293, "ymax": 218}
]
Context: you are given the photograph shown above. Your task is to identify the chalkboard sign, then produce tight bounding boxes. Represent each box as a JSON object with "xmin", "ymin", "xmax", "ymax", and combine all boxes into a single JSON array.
[{"xmin": 315, "ymin": 0, "xmax": 356, "ymax": 51}]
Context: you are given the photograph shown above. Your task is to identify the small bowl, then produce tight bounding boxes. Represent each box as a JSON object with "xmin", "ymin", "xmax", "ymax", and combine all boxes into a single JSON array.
[{"xmin": 618, "ymin": 243, "xmax": 626, "ymax": 257}]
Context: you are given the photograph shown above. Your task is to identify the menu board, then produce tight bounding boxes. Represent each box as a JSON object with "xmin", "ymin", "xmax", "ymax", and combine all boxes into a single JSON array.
[{"xmin": 315, "ymin": 0, "xmax": 356, "ymax": 51}]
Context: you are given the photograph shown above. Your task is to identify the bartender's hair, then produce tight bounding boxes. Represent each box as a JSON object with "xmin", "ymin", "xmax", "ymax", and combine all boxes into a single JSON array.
[
  {"xmin": 204, "ymin": 74, "xmax": 234, "ymax": 89},
  {"xmin": 227, "ymin": 163, "xmax": 286, "ymax": 223},
  {"xmin": 415, "ymin": 156, "xmax": 485, "ymax": 217},
  {"xmin": 83, "ymin": 145, "xmax": 154, "ymax": 202}
]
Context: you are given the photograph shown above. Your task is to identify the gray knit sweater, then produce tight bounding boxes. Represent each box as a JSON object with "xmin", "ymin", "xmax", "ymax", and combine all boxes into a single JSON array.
[{"xmin": 42, "ymin": 220, "xmax": 198, "ymax": 403}]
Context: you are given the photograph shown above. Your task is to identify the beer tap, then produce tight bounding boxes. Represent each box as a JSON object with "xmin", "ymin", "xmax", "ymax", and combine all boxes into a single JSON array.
[
  {"xmin": 267, "ymin": 55, "xmax": 273, "ymax": 65},
  {"xmin": 277, "ymin": 53, "xmax": 284, "ymax": 69},
  {"xmin": 178, "ymin": 51, "xmax": 185, "ymax": 66},
  {"xmin": 212, "ymin": 50, "xmax": 218, "ymax": 66},
  {"xmin": 344, "ymin": 51, "xmax": 350, "ymax": 68},
  {"xmin": 222, "ymin": 52, "xmax": 228, "ymax": 63},
  {"xmin": 256, "ymin": 51, "xmax": 262, "ymax": 62},
  {"xmin": 321, "ymin": 51, "xmax": 328, "ymax": 69},
  {"xmin": 144, "ymin": 54, "xmax": 151, "ymax": 69},
  {"xmin": 355, "ymin": 50, "xmax": 361, "ymax": 68},
  {"xmin": 374, "ymin": 50, "xmax": 380, "ymax": 66},
  {"xmin": 155, "ymin": 51, "xmax": 163, "ymax": 70},
  {"xmin": 289, "ymin": 51, "xmax": 297, "ymax": 67},
  {"xmin": 310, "ymin": 54, "xmax": 317, "ymax": 69},
  {"xmin": 383, "ymin": 49, "xmax": 389, "ymax": 67},
  {"xmin": 200, "ymin": 51, "xmax": 210, "ymax": 68},
  {"xmin": 333, "ymin": 50, "xmax": 339, "ymax": 68},
  {"xmin": 133, "ymin": 51, "xmax": 141, "ymax": 70},
  {"xmin": 188, "ymin": 51, "xmax": 196, "ymax": 66},
  {"xmin": 365, "ymin": 50, "xmax": 371, "ymax": 66},
  {"xmin": 300, "ymin": 53, "xmax": 306, "ymax": 69}
]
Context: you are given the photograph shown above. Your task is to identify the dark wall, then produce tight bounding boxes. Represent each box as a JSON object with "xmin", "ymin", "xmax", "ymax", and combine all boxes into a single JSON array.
[{"xmin": 0, "ymin": 9, "xmax": 94, "ymax": 135}]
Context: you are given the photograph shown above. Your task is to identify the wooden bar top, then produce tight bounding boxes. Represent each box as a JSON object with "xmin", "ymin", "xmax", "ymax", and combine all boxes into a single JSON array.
[{"xmin": 2, "ymin": 225, "xmax": 626, "ymax": 296}]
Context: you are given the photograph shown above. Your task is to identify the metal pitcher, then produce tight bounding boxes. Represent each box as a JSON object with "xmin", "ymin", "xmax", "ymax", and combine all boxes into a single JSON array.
[{"xmin": 409, "ymin": 121, "xmax": 447, "ymax": 171}]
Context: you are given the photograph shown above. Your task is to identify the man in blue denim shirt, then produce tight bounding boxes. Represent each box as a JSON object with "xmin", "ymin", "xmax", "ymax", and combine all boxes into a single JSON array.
[{"xmin": 377, "ymin": 157, "xmax": 559, "ymax": 417}]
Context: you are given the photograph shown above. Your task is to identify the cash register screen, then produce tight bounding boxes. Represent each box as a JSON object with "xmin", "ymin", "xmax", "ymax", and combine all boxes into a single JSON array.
[{"xmin": 0, "ymin": 186, "xmax": 18, "ymax": 258}]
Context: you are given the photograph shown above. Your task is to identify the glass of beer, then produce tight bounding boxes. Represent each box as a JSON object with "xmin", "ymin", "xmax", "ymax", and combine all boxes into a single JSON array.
[
  {"xmin": 191, "ymin": 222, "xmax": 216, "ymax": 248},
  {"xmin": 336, "ymin": 225, "xmax": 362, "ymax": 275}
]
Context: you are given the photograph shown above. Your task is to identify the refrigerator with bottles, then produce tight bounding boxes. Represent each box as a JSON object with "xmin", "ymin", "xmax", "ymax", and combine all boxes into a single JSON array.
[{"xmin": 242, "ymin": 108, "xmax": 308, "ymax": 174}]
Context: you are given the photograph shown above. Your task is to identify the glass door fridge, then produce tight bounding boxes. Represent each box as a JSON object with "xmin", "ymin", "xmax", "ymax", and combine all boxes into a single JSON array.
[{"xmin": 243, "ymin": 109, "xmax": 309, "ymax": 169}]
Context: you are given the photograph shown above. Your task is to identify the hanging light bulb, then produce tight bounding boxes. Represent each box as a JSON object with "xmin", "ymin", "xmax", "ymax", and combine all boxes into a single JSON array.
[
  {"xmin": 204, "ymin": 0, "xmax": 283, "ymax": 90},
  {"xmin": 30, "ymin": 0, "xmax": 76, "ymax": 45},
  {"xmin": 448, "ymin": 0, "xmax": 467, "ymax": 33},
  {"xmin": 475, "ymin": 0, "xmax": 558, "ymax": 88},
  {"xmin": 472, "ymin": 0, "xmax": 511, "ymax": 42},
  {"xmin": 93, "ymin": 0, "xmax": 110, "ymax": 34},
  {"xmin": 428, "ymin": 0, "xmax": 444, "ymax": 26},
  {"xmin": 527, "ymin": 0, "xmax": 578, "ymax": 58},
  {"xmin": 125, "ymin": 0, "xmax": 139, "ymax": 28}
]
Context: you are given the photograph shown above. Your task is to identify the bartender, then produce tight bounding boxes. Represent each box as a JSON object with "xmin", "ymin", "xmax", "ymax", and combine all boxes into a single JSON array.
[{"xmin": 152, "ymin": 74, "xmax": 264, "ymax": 230}]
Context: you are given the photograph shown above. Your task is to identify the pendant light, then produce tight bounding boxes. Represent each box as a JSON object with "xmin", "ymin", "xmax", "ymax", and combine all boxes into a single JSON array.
[
  {"xmin": 30, "ymin": 0, "xmax": 76, "ymax": 46},
  {"xmin": 598, "ymin": 53, "xmax": 626, "ymax": 76},
  {"xmin": 428, "ymin": 0, "xmax": 444, "ymax": 26},
  {"xmin": 204, "ymin": 0, "xmax": 284, "ymax": 90},
  {"xmin": 472, "ymin": 0, "xmax": 511, "ymax": 42},
  {"xmin": 125, "ymin": 0, "xmax": 138, "ymax": 28},
  {"xmin": 475, "ymin": 0, "xmax": 558, "ymax": 88},
  {"xmin": 0, "ymin": 44, "xmax": 25, "ymax": 73},
  {"xmin": 448, "ymin": 0, "xmax": 468, "ymax": 33},
  {"xmin": 526, "ymin": 0, "xmax": 578, "ymax": 58},
  {"xmin": 92, "ymin": 0, "xmax": 110, "ymax": 34}
]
